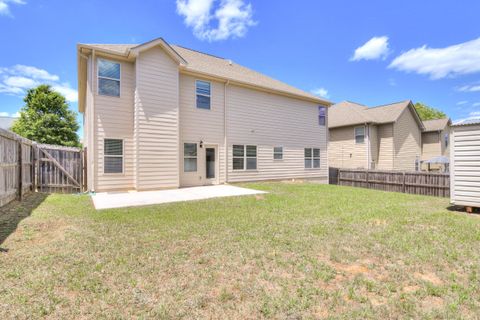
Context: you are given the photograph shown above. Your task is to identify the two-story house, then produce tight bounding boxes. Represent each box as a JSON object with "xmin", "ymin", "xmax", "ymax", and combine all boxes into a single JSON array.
[
  {"xmin": 328, "ymin": 100, "xmax": 425, "ymax": 171},
  {"xmin": 77, "ymin": 38, "xmax": 331, "ymax": 192}
]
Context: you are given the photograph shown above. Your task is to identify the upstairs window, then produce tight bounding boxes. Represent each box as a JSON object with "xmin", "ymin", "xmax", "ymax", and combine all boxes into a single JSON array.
[
  {"xmin": 355, "ymin": 126, "xmax": 365, "ymax": 144},
  {"xmin": 196, "ymin": 80, "xmax": 211, "ymax": 109},
  {"xmin": 305, "ymin": 148, "xmax": 320, "ymax": 169},
  {"xmin": 318, "ymin": 106, "xmax": 327, "ymax": 126},
  {"xmin": 98, "ymin": 59, "xmax": 120, "ymax": 97},
  {"xmin": 104, "ymin": 139, "xmax": 123, "ymax": 173},
  {"xmin": 184, "ymin": 143, "xmax": 197, "ymax": 172},
  {"xmin": 444, "ymin": 133, "xmax": 449, "ymax": 148},
  {"xmin": 273, "ymin": 147, "xmax": 283, "ymax": 160}
]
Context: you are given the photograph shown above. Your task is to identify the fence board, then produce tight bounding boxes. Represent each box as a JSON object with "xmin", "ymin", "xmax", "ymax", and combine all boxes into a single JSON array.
[
  {"xmin": 0, "ymin": 128, "xmax": 84, "ymax": 208},
  {"xmin": 338, "ymin": 169, "xmax": 450, "ymax": 198}
]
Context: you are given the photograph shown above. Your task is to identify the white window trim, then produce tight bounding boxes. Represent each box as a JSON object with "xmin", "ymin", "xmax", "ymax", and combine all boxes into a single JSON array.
[
  {"xmin": 183, "ymin": 142, "xmax": 198, "ymax": 173},
  {"xmin": 354, "ymin": 126, "xmax": 366, "ymax": 144},
  {"xmin": 304, "ymin": 147, "xmax": 321, "ymax": 169},
  {"xmin": 273, "ymin": 146, "xmax": 284, "ymax": 160},
  {"xmin": 318, "ymin": 106, "xmax": 327, "ymax": 126},
  {"xmin": 195, "ymin": 79, "xmax": 211, "ymax": 110},
  {"xmin": 103, "ymin": 138, "xmax": 124, "ymax": 175},
  {"xmin": 97, "ymin": 58, "xmax": 121, "ymax": 98},
  {"xmin": 232, "ymin": 144, "xmax": 257, "ymax": 171}
]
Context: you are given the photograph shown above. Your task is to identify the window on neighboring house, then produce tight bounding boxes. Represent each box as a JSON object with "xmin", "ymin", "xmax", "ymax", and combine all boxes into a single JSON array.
[
  {"xmin": 318, "ymin": 106, "xmax": 327, "ymax": 126},
  {"xmin": 444, "ymin": 133, "xmax": 449, "ymax": 148},
  {"xmin": 98, "ymin": 59, "xmax": 120, "ymax": 97},
  {"xmin": 104, "ymin": 139, "xmax": 123, "ymax": 173},
  {"xmin": 273, "ymin": 146, "xmax": 283, "ymax": 160},
  {"xmin": 196, "ymin": 80, "xmax": 211, "ymax": 109},
  {"xmin": 355, "ymin": 126, "xmax": 365, "ymax": 144},
  {"xmin": 184, "ymin": 143, "xmax": 197, "ymax": 172},
  {"xmin": 232, "ymin": 145, "xmax": 257, "ymax": 170},
  {"xmin": 305, "ymin": 148, "xmax": 320, "ymax": 169}
]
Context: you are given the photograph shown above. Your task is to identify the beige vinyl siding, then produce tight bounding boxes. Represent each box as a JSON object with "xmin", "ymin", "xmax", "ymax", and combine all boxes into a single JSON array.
[
  {"xmin": 421, "ymin": 131, "xmax": 441, "ymax": 161},
  {"xmin": 93, "ymin": 57, "xmax": 135, "ymax": 191},
  {"xmin": 393, "ymin": 109, "xmax": 421, "ymax": 171},
  {"xmin": 451, "ymin": 124, "xmax": 480, "ymax": 206},
  {"xmin": 179, "ymin": 75, "xmax": 226, "ymax": 186},
  {"xmin": 227, "ymin": 85, "xmax": 328, "ymax": 182},
  {"xmin": 377, "ymin": 123, "xmax": 394, "ymax": 170},
  {"xmin": 134, "ymin": 47, "xmax": 179, "ymax": 190},
  {"xmin": 328, "ymin": 125, "xmax": 368, "ymax": 169},
  {"xmin": 368, "ymin": 125, "xmax": 378, "ymax": 169}
]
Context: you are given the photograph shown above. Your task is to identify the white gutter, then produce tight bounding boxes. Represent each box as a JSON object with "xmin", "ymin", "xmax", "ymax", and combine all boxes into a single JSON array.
[
  {"xmin": 224, "ymin": 80, "xmax": 230, "ymax": 183},
  {"xmin": 90, "ymin": 49, "xmax": 96, "ymax": 192}
]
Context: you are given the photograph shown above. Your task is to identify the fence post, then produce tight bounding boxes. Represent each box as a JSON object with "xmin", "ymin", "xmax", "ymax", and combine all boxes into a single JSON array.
[
  {"xmin": 17, "ymin": 140, "xmax": 23, "ymax": 201},
  {"xmin": 402, "ymin": 172, "xmax": 406, "ymax": 193},
  {"xmin": 366, "ymin": 170, "xmax": 369, "ymax": 188}
]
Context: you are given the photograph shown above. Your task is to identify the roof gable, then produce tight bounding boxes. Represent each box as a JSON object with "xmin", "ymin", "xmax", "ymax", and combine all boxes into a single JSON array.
[
  {"xmin": 422, "ymin": 118, "xmax": 451, "ymax": 131},
  {"xmin": 329, "ymin": 100, "xmax": 425, "ymax": 130}
]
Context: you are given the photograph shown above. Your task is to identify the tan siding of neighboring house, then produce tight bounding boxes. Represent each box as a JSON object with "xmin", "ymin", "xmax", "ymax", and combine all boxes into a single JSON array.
[
  {"xmin": 135, "ymin": 47, "xmax": 179, "ymax": 190},
  {"xmin": 93, "ymin": 56, "xmax": 135, "ymax": 192},
  {"xmin": 421, "ymin": 131, "xmax": 441, "ymax": 161},
  {"xmin": 179, "ymin": 74, "xmax": 226, "ymax": 186},
  {"xmin": 368, "ymin": 124, "xmax": 378, "ymax": 169},
  {"xmin": 328, "ymin": 125, "xmax": 368, "ymax": 169},
  {"xmin": 227, "ymin": 85, "xmax": 328, "ymax": 182},
  {"xmin": 377, "ymin": 123, "xmax": 394, "ymax": 170},
  {"xmin": 394, "ymin": 109, "xmax": 421, "ymax": 171},
  {"xmin": 451, "ymin": 124, "xmax": 480, "ymax": 207}
]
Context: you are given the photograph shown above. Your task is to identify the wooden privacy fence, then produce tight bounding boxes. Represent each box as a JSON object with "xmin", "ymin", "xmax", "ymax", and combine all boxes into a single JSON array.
[
  {"xmin": 0, "ymin": 128, "xmax": 85, "ymax": 208},
  {"xmin": 338, "ymin": 169, "xmax": 450, "ymax": 197}
]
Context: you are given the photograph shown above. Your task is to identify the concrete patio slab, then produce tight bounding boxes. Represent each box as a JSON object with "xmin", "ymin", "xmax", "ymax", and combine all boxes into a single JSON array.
[{"xmin": 91, "ymin": 185, "xmax": 267, "ymax": 210}]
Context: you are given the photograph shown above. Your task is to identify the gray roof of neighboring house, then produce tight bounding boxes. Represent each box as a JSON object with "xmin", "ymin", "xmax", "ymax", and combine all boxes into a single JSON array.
[
  {"xmin": 328, "ymin": 100, "xmax": 424, "ymax": 129},
  {"xmin": 80, "ymin": 42, "xmax": 330, "ymax": 105},
  {"xmin": 422, "ymin": 118, "xmax": 451, "ymax": 132},
  {"xmin": 452, "ymin": 118, "xmax": 480, "ymax": 127},
  {"xmin": 0, "ymin": 116, "xmax": 17, "ymax": 130}
]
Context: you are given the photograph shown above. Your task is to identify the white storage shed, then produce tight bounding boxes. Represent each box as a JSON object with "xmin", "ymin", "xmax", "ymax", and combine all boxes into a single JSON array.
[{"xmin": 450, "ymin": 119, "xmax": 480, "ymax": 210}]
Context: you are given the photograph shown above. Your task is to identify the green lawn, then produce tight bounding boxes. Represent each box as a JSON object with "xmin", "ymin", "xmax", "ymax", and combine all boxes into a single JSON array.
[{"xmin": 1, "ymin": 182, "xmax": 480, "ymax": 319}]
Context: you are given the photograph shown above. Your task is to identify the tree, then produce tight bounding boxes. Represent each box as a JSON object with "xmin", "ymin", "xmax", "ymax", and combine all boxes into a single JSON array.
[
  {"xmin": 414, "ymin": 102, "xmax": 447, "ymax": 121},
  {"xmin": 12, "ymin": 85, "xmax": 80, "ymax": 147}
]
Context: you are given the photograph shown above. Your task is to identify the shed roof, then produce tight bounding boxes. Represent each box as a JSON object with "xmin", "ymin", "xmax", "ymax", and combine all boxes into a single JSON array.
[
  {"xmin": 329, "ymin": 100, "xmax": 424, "ymax": 130},
  {"xmin": 452, "ymin": 118, "xmax": 480, "ymax": 127}
]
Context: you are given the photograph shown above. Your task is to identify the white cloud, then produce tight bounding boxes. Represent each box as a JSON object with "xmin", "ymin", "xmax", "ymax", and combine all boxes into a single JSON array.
[
  {"xmin": 176, "ymin": 0, "xmax": 256, "ymax": 41},
  {"xmin": 53, "ymin": 84, "xmax": 78, "ymax": 103},
  {"xmin": 457, "ymin": 83, "xmax": 480, "ymax": 92},
  {"xmin": 456, "ymin": 101, "xmax": 468, "ymax": 105},
  {"xmin": 0, "ymin": 0, "xmax": 26, "ymax": 16},
  {"xmin": 311, "ymin": 87, "xmax": 329, "ymax": 98},
  {"xmin": 0, "ymin": 111, "xmax": 19, "ymax": 117},
  {"xmin": 0, "ymin": 64, "xmax": 77, "ymax": 102},
  {"xmin": 4, "ymin": 76, "xmax": 38, "ymax": 88},
  {"xmin": 389, "ymin": 37, "xmax": 480, "ymax": 79},
  {"xmin": 351, "ymin": 36, "xmax": 390, "ymax": 61}
]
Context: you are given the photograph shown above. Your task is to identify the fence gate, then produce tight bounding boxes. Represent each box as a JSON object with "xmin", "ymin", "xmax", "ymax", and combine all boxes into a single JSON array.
[{"xmin": 37, "ymin": 144, "xmax": 84, "ymax": 194}]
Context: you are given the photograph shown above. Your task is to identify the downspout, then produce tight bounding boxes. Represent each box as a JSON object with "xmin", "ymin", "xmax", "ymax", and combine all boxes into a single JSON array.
[
  {"xmin": 224, "ymin": 80, "xmax": 230, "ymax": 184},
  {"xmin": 90, "ymin": 49, "xmax": 96, "ymax": 192},
  {"xmin": 366, "ymin": 124, "xmax": 370, "ymax": 169}
]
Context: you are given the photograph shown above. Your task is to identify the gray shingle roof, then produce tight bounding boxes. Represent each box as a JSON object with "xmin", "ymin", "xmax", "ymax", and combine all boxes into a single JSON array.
[
  {"xmin": 422, "ymin": 118, "xmax": 450, "ymax": 131},
  {"xmin": 452, "ymin": 118, "xmax": 480, "ymax": 126},
  {"xmin": 81, "ymin": 42, "xmax": 329, "ymax": 104},
  {"xmin": 0, "ymin": 116, "xmax": 17, "ymax": 130},
  {"xmin": 328, "ymin": 100, "xmax": 416, "ymax": 128}
]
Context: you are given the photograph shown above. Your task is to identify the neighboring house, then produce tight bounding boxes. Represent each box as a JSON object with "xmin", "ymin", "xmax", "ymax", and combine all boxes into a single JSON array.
[
  {"xmin": 421, "ymin": 118, "xmax": 451, "ymax": 171},
  {"xmin": 328, "ymin": 100, "xmax": 424, "ymax": 171},
  {"xmin": 77, "ymin": 37, "xmax": 331, "ymax": 192},
  {"xmin": 0, "ymin": 116, "xmax": 16, "ymax": 130},
  {"xmin": 450, "ymin": 119, "xmax": 480, "ymax": 210}
]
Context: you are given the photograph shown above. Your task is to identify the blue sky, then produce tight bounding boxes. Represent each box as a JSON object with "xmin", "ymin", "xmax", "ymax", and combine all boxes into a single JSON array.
[{"xmin": 1, "ymin": 0, "xmax": 480, "ymax": 136}]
